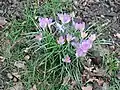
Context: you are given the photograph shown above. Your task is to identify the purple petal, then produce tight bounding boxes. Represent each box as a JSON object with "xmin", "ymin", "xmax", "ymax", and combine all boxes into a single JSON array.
[
  {"xmin": 76, "ymin": 48, "xmax": 86, "ymax": 57},
  {"xmin": 47, "ymin": 18, "xmax": 53, "ymax": 25},
  {"xmin": 74, "ymin": 22, "xmax": 85, "ymax": 31},
  {"xmin": 89, "ymin": 34, "xmax": 96, "ymax": 42},
  {"xmin": 75, "ymin": 39, "xmax": 93, "ymax": 57},
  {"xmin": 58, "ymin": 13, "xmax": 71, "ymax": 24},
  {"xmin": 38, "ymin": 18, "xmax": 48, "ymax": 28},
  {"xmin": 81, "ymin": 40, "xmax": 92, "ymax": 52},
  {"xmin": 57, "ymin": 36, "xmax": 65, "ymax": 45},
  {"xmin": 66, "ymin": 34, "xmax": 75, "ymax": 42}
]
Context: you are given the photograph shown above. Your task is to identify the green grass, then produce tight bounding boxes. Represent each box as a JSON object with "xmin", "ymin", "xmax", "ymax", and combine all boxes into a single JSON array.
[{"xmin": 0, "ymin": 0, "xmax": 120, "ymax": 90}]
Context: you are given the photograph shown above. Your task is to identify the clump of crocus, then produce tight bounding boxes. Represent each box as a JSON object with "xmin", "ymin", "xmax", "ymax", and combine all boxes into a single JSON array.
[
  {"xmin": 66, "ymin": 34, "xmax": 75, "ymax": 43},
  {"xmin": 57, "ymin": 36, "xmax": 65, "ymax": 45},
  {"xmin": 62, "ymin": 55, "xmax": 71, "ymax": 63},
  {"xmin": 38, "ymin": 17, "xmax": 53, "ymax": 29},
  {"xmin": 73, "ymin": 21, "xmax": 85, "ymax": 31},
  {"xmin": 57, "ymin": 13, "xmax": 71, "ymax": 24},
  {"xmin": 35, "ymin": 33, "xmax": 42, "ymax": 41}
]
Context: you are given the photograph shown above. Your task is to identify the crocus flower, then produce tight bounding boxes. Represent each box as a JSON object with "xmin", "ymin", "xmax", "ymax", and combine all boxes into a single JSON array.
[
  {"xmin": 75, "ymin": 39, "xmax": 93, "ymax": 57},
  {"xmin": 76, "ymin": 48, "xmax": 86, "ymax": 57},
  {"xmin": 39, "ymin": 18, "xmax": 48, "ymax": 29},
  {"xmin": 73, "ymin": 21, "xmax": 85, "ymax": 31},
  {"xmin": 47, "ymin": 18, "xmax": 53, "ymax": 26},
  {"xmin": 57, "ymin": 13, "xmax": 71, "ymax": 24},
  {"xmin": 81, "ymin": 39, "xmax": 92, "ymax": 52},
  {"xmin": 66, "ymin": 34, "xmax": 75, "ymax": 42},
  {"xmin": 89, "ymin": 34, "xmax": 96, "ymax": 42},
  {"xmin": 81, "ymin": 31, "xmax": 88, "ymax": 38},
  {"xmin": 35, "ymin": 33, "xmax": 42, "ymax": 41},
  {"xmin": 38, "ymin": 17, "xmax": 53, "ymax": 29},
  {"xmin": 62, "ymin": 55, "xmax": 71, "ymax": 63},
  {"xmin": 57, "ymin": 36, "xmax": 65, "ymax": 45}
]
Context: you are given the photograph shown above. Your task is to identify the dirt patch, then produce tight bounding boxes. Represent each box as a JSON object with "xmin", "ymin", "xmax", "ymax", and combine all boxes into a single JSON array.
[
  {"xmin": 73, "ymin": 0, "xmax": 120, "ymax": 45},
  {"xmin": 0, "ymin": 0, "xmax": 26, "ymax": 20}
]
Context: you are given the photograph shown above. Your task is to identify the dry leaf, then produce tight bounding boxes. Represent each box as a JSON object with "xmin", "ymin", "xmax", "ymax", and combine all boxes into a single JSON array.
[
  {"xmin": 7, "ymin": 73, "xmax": 13, "ymax": 79},
  {"xmin": 24, "ymin": 55, "xmax": 30, "ymax": 60},
  {"xmin": 87, "ymin": 77, "xmax": 104, "ymax": 86},
  {"xmin": 30, "ymin": 84, "xmax": 37, "ymax": 90},
  {"xmin": 114, "ymin": 33, "xmax": 120, "ymax": 38},
  {"xmin": 62, "ymin": 76, "xmax": 70, "ymax": 86},
  {"xmin": 84, "ymin": 66, "xmax": 94, "ymax": 72},
  {"xmin": 82, "ymin": 85, "xmax": 93, "ymax": 90},
  {"xmin": 102, "ymin": 82, "xmax": 109, "ymax": 90},
  {"xmin": 24, "ymin": 48, "xmax": 29, "ymax": 53},
  {"xmin": 0, "ymin": 17, "xmax": 7, "ymax": 28},
  {"xmin": 116, "ymin": 70, "xmax": 120, "ymax": 80},
  {"xmin": 8, "ymin": 82, "xmax": 24, "ymax": 90},
  {"xmin": 12, "ymin": 72, "xmax": 21, "ymax": 79},
  {"xmin": 14, "ymin": 61, "xmax": 26, "ymax": 69},
  {"xmin": 96, "ymin": 79, "xmax": 104, "ymax": 86},
  {"xmin": 0, "ymin": 56, "xmax": 5, "ymax": 62}
]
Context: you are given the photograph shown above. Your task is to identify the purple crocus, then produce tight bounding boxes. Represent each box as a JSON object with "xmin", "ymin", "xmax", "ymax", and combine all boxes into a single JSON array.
[
  {"xmin": 57, "ymin": 13, "xmax": 71, "ymax": 24},
  {"xmin": 81, "ymin": 40, "xmax": 92, "ymax": 52},
  {"xmin": 76, "ymin": 48, "xmax": 86, "ymax": 57},
  {"xmin": 62, "ymin": 55, "xmax": 71, "ymax": 63},
  {"xmin": 47, "ymin": 18, "xmax": 53, "ymax": 26},
  {"xmin": 81, "ymin": 31, "xmax": 88, "ymax": 38},
  {"xmin": 39, "ymin": 18, "xmax": 48, "ymax": 29},
  {"xmin": 38, "ymin": 17, "xmax": 53, "ymax": 29},
  {"xmin": 66, "ymin": 34, "xmax": 75, "ymax": 43},
  {"xmin": 57, "ymin": 36, "xmax": 65, "ymax": 45},
  {"xmin": 75, "ymin": 39, "xmax": 93, "ymax": 57},
  {"xmin": 89, "ymin": 34, "xmax": 96, "ymax": 42},
  {"xmin": 73, "ymin": 21, "xmax": 85, "ymax": 31}
]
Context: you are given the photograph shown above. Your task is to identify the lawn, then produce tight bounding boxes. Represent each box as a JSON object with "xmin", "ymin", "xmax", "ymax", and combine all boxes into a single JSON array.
[{"xmin": 0, "ymin": 0, "xmax": 120, "ymax": 90}]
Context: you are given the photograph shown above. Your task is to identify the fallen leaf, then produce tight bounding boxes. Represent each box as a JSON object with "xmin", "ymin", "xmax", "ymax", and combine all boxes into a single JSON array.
[
  {"xmin": 8, "ymin": 82, "xmax": 24, "ymax": 90},
  {"xmin": 84, "ymin": 66, "xmax": 94, "ymax": 72},
  {"xmin": 82, "ymin": 85, "xmax": 92, "ymax": 90},
  {"xmin": 96, "ymin": 78, "xmax": 104, "ymax": 86},
  {"xmin": 93, "ymin": 80, "xmax": 102, "ymax": 90},
  {"xmin": 12, "ymin": 72, "xmax": 21, "ymax": 79},
  {"xmin": 13, "ymin": 77, "xmax": 18, "ymax": 82},
  {"xmin": 114, "ymin": 33, "xmax": 120, "ymax": 38},
  {"xmin": 24, "ymin": 55, "xmax": 30, "ymax": 60},
  {"xmin": 0, "ymin": 56, "xmax": 5, "ymax": 62},
  {"xmin": 116, "ymin": 70, "xmax": 120, "ymax": 80},
  {"xmin": 24, "ymin": 48, "xmax": 29, "ymax": 53},
  {"xmin": 14, "ymin": 61, "xmax": 26, "ymax": 69},
  {"xmin": 30, "ymin": 84, "xmax": 37, "ymax": 90},
  {"xmin": 62, "ymin": 76, "xmax": 70, "ymax": 86},
  {"xmin": 0, "ymin": 17, "xmax": 7, "ymax": 28},
  {"xmin": 102, "ymin": 82, "xmax": 109, "ymax": 90},
  {"xmin": 87, "ymin": 77, "xmax": 104, "ymax": 86},
  {"xmin": 7, "ymin": 73, "xmax": 13, "ymax": 79}
]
